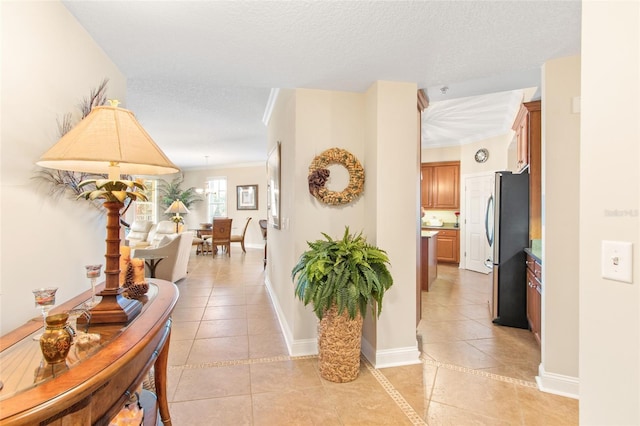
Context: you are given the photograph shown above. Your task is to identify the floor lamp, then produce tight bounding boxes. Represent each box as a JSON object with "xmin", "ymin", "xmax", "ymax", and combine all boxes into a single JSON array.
[{"xmin": 37, "ymin": 101, "xmax": 179, "ymax": 324}]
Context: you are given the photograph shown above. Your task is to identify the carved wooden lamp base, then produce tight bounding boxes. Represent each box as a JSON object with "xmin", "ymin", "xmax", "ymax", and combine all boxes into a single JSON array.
[
  {"xmin": 86, "ymin": 292, "xmax": 142, "ymax": 324},
  {"xmin": 85, "ymin": 201, "xmax": 142, "ymax": 324}
]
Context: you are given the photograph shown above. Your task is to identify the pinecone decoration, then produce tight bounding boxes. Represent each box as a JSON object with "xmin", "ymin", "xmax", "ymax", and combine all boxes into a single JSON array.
[
  {"xmin": 124, "ymin": 261, "xmax": 135, "ymax": 288},
  {"xmin": 127, "ymin": 282, "xmax": 149, "ymax": 299}
]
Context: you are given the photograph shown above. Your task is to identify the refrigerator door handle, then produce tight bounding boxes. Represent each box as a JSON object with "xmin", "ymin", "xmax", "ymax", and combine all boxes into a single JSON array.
[{"xmin": 485, "ymin": 195, "xmax": 494, "ymax": 247}]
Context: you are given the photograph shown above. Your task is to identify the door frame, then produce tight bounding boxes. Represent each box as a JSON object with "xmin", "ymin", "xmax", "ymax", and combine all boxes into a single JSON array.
[{"xmin": 460, "ymin": 171, "xmax": 495, "ymax": 272}]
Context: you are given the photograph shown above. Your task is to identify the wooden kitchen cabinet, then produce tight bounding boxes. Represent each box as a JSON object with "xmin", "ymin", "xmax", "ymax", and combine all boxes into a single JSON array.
[
  {"xmin": 513, "ymin": 100, "xmax": 542, "ymax": 240},
  {"xmin": 527, "ymin": 101, "xmax": 542, "ymax": 240},
  {"xmin": 526, "ymin": 253, "xmax": 542, "ymax": 345},
  {"xmin": 513, "ymin": 105, "xmax": 529, "ymax": 172},
  {"xmin": 420, "ymin": 164, "xmax": 433, "ymax": 208},
  {"xmin": 425, "ymin": 228, "xmax": 460, "ymax": 264},
  {"xmin": 421, "ymin": 161, "xmax": 460, "ymax": 210},
  {"xmin": 420, "ymin": 233, "xmax": 438, "ymax": 291}
]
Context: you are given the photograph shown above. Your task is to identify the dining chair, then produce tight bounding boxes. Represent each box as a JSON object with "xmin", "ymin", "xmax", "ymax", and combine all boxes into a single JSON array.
[
  {"xmin": 258, "ymin": 219, "xmax": 268, "ymax": 268},
  {"xmin": 210, "ymin": 218, "xmax": 233, "ymax": 256},
  {"xmin": 230, "ymin": 217, "xmax": 252, "ymax": 253}
]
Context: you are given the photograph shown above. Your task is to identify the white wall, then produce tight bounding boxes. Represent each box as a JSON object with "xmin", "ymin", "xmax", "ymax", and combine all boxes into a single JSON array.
[
  {"xmin": 182, "ymin": 164, "xmax": 267, "ymax": 248},
  {"xmin": 421, "ymin": 145, "xmax": 461, "ymax": 163},
  {"xmin": 363, "ymin": 81, "xmax": 421, "ymax": 366},
  {"xmin": 267, "ymin": 84, "xmax": 420, "ymax": 366},
  {"xmin": 580, "ymin": 2, "xmax": 639, "ymax": 423},
  {"xmin": 265, "ymin": 89, "xmax": 310, "ymax": 351},
  {"xmin": 460, "ymin": 135, "xmax": 511, "ymax": 176},
  {"xmin": 539, "ymin": 56, "xmax": 581, "ymax": 397},
  {"xmin": 421, "ymin": 133, "xmax": 510, "ymax": 174},
  {"xmin": 1, "ymin": 1, "xmax": 127, "ymax": 333}
]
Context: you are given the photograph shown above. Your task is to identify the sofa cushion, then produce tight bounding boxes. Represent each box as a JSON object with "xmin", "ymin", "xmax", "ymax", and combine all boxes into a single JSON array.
[
  {"xmin": 125, "ymin": 220, "xmax": 154, "ymax": 246},
  {"xmin": 154, "ymin": 234, "xmax": 175, "ymax": 248},
  {"xmin": 147, "ymin": 221, "xmax": 178, "ymax": 247}
]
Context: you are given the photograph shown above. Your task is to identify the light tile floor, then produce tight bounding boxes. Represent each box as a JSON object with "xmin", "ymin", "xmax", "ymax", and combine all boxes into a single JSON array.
[{"xmin": 166, "ymin": 249, "xmax": 578, "ymax": 425}]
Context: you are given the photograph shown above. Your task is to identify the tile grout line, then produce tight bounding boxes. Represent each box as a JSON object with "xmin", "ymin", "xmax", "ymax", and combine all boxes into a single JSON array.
[
  {"xmin": 360, "ymin": 356, "xmax": 428, "ymax": 426},
  {"xmin": 420, "ymin": 355, "xmax": 538, "ymax": 388},
  {"xmin": 170, "ymin": 354, "xmax": 427, "ymax": 425},
  {"xmin": 169, "ymin": 352, "xmax": 536, "ymax": 425},
  {"xmin": 168, "ymin": 354, "xmax": 317, "ymax": 370},
  {"xmin": 170, "ymin": 353, "xmax": 538, "ymax": 389}
]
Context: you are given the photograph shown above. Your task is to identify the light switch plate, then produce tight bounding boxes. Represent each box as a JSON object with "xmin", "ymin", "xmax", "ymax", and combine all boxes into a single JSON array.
[{"xmin": 601, "ymin": 241, "xmax": 633, "ymax": 283}]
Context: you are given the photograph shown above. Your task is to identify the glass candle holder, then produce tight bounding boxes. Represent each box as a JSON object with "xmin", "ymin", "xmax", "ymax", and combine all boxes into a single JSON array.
[
  {"xmin": 84, "ymin": 264, "xmax": 103, "ymax": 308},
  {"xmin": 32, "ymin": 287, "xmax": 58, "ymax": 340},
  {"xmin": 66, "ymin": 308, "xmax": 91, "ymax": 337}
]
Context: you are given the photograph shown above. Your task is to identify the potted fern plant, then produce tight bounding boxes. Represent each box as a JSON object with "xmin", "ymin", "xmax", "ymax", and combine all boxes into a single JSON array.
[{"xmin": 291, "ymin": 227, "xmax": 393, "ymax": 382}]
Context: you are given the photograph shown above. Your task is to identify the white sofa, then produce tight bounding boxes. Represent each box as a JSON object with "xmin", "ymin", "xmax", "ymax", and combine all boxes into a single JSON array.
[
  {"xmin": 132, "ymin": 232, "xmax": 194, "ymax": 283},
  {"xmin": 125, "ymin": 220, "xmax": 154, "ymax": 247},
  {"xmin": 127, "ymin": 221, "xmax": 177, "ymax": 248}
]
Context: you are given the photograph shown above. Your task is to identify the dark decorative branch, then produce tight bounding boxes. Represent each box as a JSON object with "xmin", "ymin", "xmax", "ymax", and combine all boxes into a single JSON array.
[
  {"xmin": 33, "ymin": 78, "xmax": 111, "ymax": 210},
  {"xmin": 308, "ymin": 168, "xmax": 330, "ymax": 196},
  {"xmin": 79, "ymin": 78, "xmax": 109, "ymax": 117}
]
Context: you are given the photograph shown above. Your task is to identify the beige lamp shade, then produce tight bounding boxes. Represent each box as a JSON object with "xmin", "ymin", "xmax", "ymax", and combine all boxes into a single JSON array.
[
  {"xmin": 165, "ymin": 200, "xmax": 190, "ymax": 215},
  {"xmin": 36, "ymin": 104, "xmax": 179, "ymax": 177}
]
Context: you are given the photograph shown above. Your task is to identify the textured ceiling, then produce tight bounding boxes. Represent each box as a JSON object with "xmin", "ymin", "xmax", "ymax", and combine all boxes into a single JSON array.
[{"xmin": 62, "ymin": 1, "xmax": 581, "ymax": 170}]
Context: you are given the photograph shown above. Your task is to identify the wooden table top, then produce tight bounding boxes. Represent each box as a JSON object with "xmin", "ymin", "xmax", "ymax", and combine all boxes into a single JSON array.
[{"xmin": 0, "ymin": 279, "xmax": 178, "ymax": 424}]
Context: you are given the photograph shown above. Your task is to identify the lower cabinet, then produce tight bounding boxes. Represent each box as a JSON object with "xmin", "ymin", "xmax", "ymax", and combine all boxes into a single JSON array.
[
  {"xmin": 526, "ymin": 254, "xmax": 542, "ymax": 345},
  {"xmin": 427, "ymin": 228, "xmax": 459, "ymax": 264}
]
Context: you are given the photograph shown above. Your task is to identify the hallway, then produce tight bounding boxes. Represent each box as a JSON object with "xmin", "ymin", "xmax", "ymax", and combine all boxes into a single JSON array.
[{"xmin": 166, "ymin": 249, "xmax": 577, "ymax": 425}]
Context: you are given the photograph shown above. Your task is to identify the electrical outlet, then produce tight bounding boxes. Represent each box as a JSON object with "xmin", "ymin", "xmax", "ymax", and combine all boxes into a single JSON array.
[{"xmin": 601, "ymin": 241, "xmax": 633, "ymax": 283}]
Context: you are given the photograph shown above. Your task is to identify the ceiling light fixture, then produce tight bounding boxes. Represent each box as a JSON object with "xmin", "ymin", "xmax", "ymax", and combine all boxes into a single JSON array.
[
  {"xmin": 440, "ymin": 86, "xmax": 449, "ymax": 95},
  {"xmin": 195, "ymin": 156, "xmax": 211, "ymax": 195}
]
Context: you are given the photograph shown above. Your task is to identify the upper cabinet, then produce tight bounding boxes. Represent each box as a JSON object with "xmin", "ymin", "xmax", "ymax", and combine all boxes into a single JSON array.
[
  {"xmin": 513, "ymin": 105, "xmax": 529, "ymax": 172},
  {"xmin": 512, "ymin": 100, "xmax": 542, "ymax": 239},
  {"xmin": 421, "ymin": 161, "xmax": 460, "ymax": 210},
  {"xmin": 512, "ymin": 101, "xmax": 541, "ymax": 174},
  {"xmin": 421, "ymin": 164, "xmax": 433, "ymax": 208}
]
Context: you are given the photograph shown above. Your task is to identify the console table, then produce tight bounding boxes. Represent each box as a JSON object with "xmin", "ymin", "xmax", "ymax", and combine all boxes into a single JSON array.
[{"xmin": 0, "ymin": 279, "xmax": 178, "ymax": 425}]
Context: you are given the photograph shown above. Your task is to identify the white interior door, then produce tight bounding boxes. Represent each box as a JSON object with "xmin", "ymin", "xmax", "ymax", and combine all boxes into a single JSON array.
[{"xmin": 463, "ymin": 173, "xmax": 493, "ymax": 273}]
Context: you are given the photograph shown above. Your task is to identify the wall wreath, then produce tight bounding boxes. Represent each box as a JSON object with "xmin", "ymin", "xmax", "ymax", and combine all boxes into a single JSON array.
[{"xmin": 308, "ymin": 147, "xmax": 365, "ymax": 205}]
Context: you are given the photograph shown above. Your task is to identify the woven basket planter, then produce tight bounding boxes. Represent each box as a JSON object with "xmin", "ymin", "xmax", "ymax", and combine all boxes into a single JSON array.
[{"xmin": 317, "ymin": 305, "xmax": 363, "ymax": 383}]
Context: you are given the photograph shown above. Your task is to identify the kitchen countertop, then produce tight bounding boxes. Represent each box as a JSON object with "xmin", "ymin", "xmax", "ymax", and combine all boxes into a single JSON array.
[
  {"xmin": 525, "ymin": 247, "xmax": 542, "ymax": 263},
  {"xmin": 422, "ymin": 222, "xmax": 459, "ymax": 230},
  {"xmin": 421, "ymin": 230, "xmax": 439, "ymax": 238}
]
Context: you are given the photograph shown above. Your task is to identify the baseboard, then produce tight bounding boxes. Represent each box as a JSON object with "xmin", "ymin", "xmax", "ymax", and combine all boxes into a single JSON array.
[
  {"xmin": 264, "ymin": 276, "xmax": 420, "ymax": 363},
  {"xmin": 263, "ymin": 275, "xmax": 292, "ymax": 352},
  {"xmin": 536, "ymin": 363, "xmax": 579, "ymax": 399},
  {"xmin": 264, "ymin": 275, "xmax": 318, "ymax": 356},
  {"xmin": 289, "ymin": 338, "xmax": 318, "ymax": 356},
  {"xmin": 361, "ymin": 337, "xmax": 421, "ymax": 368}
]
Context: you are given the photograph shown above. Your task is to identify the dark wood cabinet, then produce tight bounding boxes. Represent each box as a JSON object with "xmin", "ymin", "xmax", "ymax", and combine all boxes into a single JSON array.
[
  {"xmin": 420, "ymin": 164, "xmax": 433, "ymax": 208},
  {"xmin": 432, "ymin": 163, "xmax": 460, "ymax": 209},
  {"xmin": 526, "ymin": 253, "xmax": 542, "ymax": 345},
  {"xmin": 421, "ymin": 234, "xmax": 437, "ymax": 292},
  {"xmin": 421, "ymin": 161, "xmax": 460, "ymax": 210},
  {"xmin": 424, "ymin": 228, "xmax": 460, "ymax": 264},
  {"xmin": 513, "ymin": 105, "xmax": 529, "ymax": 172},
  {"xmin": 512, "ymin": 100, "xmax": 542, "ymax": 240}
]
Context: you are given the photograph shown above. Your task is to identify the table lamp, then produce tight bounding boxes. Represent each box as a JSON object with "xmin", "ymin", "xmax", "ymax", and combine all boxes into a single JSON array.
[
  {"xmin": 36, "ymin": 101, "xmax": 179, "ymax": 324},
  {"xmin": 165, "ymin": 200, "xmax": 190, "ymax": 233}
]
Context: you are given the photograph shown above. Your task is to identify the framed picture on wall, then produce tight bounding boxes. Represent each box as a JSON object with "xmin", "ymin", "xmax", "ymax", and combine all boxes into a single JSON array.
[
  {"xmin": 267, "ymin": 141, "xmax": 281, "ymax": 229},
  {"xmin": 236, "ymin": 184, "xmax": 258, "ymax": 210}
]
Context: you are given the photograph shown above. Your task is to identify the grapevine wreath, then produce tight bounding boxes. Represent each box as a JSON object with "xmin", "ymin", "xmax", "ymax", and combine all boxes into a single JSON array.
[{"xmin": 308, "ymin": 148, "xmax": 364, "ymax": 205}]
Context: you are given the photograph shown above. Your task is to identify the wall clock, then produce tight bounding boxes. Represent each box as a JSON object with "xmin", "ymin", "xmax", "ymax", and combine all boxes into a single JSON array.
[{"xmin": 474, "ymin": 148, "xmax": 489, "ymax": 163}]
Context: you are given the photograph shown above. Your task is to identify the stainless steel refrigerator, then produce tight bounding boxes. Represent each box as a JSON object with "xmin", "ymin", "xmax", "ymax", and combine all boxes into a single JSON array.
[{"xmin": 485, "ymin": 171, "xmax": 529, "ymax": 329}]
